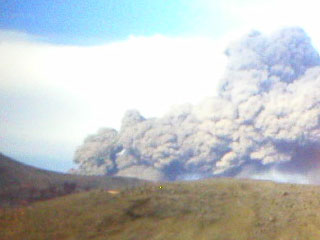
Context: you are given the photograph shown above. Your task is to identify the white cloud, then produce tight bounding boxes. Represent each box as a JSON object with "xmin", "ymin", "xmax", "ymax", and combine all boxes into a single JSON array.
[
  {"xmin": 218, "ymin": 0, "xmax": 320, "ymax": 51},
  {"xmin": 0, "ymin": 31, "xmax": 227, "ymax": 163},
  {"xmin": 3, "ymin": 0, "xmax": 320, "ymax": 172}
]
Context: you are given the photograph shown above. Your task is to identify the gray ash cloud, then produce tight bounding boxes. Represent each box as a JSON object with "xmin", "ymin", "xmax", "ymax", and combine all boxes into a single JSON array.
[{"xmin": 71, "ymin": 27, "xmax": 320, "ymax": 182}]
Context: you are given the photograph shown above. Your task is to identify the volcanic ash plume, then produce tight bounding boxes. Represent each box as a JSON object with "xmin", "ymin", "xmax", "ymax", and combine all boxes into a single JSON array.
[{"xmin": 71, "ymin": 27, "xmax": 320, "ymax": 182}]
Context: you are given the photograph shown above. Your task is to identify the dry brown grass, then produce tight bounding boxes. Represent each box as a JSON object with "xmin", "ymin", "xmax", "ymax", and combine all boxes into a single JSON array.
[{"xmin": 2, "ymin": 178, "xmax": 320, "ymax": 239}]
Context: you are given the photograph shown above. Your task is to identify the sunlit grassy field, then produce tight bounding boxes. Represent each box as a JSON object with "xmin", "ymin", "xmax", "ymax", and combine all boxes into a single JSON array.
[{"xmin": 2, "ymin": 178, "xmax": 320, "ymax": 240}]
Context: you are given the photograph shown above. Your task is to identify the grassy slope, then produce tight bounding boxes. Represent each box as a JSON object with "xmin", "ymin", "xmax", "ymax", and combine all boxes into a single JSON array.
[
  {"xmin": 0, "ymin": 154, "xmax": 146, "ymax": 207},
  {"xmin": 2, "ymin": 178, "xmax": 320, "ymax": 240}
]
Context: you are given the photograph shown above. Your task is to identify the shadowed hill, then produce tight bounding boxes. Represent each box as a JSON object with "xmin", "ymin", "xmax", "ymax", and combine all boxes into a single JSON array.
[
  {"xmin": 0, "ymin": 153, "xmax": 147, "ymax": 207},
  {"xmin": 2, "ymin": 178, "xmax": 320, "ymax": 239}
]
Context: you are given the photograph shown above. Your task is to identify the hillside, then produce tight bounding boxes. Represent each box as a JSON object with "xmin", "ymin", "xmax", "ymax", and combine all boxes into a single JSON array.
[
  {"xmin": 0, "ymin": 153, "xmax": 147, "ymax": 207},
  {"xmin": 1, "ymin": 178, "xmax": 320, "ymax": 240}
]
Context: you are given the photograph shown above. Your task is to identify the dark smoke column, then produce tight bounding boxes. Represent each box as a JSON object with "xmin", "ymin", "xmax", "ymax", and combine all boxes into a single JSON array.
[{"xmin": 71, "ymin": 27, "xmax": 320, "ymax": 183}]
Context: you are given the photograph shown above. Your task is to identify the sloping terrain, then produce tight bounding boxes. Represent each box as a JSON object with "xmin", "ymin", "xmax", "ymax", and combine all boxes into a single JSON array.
[
  {"xmin": 0, "ymin": 153, "xmax": 146, "ymax": 207},
  {"xmin": 1, "ymin": 178, "xmax": 320, "ymax": 240}
]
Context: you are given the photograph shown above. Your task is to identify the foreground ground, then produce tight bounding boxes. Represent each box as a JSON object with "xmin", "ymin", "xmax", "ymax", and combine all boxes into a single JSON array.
[{"xmin": 1, "ymin": 178, "xmax": 320, "ymax": 240}]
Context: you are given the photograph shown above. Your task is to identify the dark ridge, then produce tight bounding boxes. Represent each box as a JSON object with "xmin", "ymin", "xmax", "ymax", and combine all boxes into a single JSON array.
[{"xmin": 0, "ymin": 153, "xmax": 148, "ymax": 207}]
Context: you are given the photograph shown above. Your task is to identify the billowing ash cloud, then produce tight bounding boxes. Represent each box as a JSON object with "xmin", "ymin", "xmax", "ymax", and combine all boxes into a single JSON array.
[{"xmin": 71, "ymin": 27, "xmax": 320, "ymax": 183}]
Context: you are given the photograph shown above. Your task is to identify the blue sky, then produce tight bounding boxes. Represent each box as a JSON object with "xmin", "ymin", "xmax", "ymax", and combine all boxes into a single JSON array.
[
  {"xmin": 1, "ymin": 0, "xmax": 320, "ymax": 172},
  {"xmin": 0, "ymin": 0, "xmax": 230, "ymax": 45}
]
